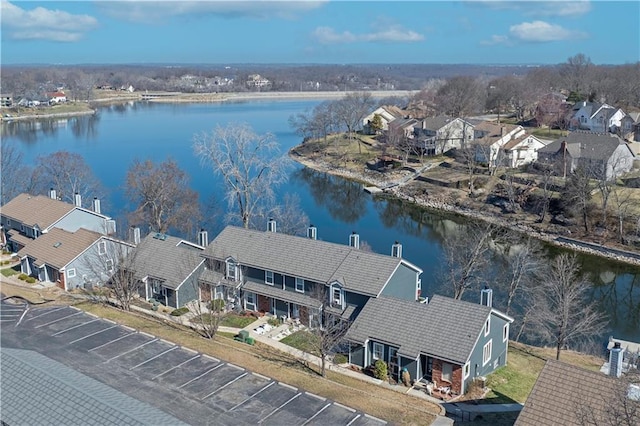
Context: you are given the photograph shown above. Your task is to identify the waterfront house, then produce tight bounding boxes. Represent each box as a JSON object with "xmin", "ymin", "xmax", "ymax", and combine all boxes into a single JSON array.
[
  {"xmin": 345, "ymin": 289, "xmax": 513, "ymax": 394},
  {"xmin": 1, "ymin": 192, "xmax": 115, "ymax": 253},
  {"xmin": 17, "ymin": 227, "xmax": 133, "ymax": 291},
  {"xmin": 46, "ymin": 91, "xmax": 67, "ymax": 104},
  {"xmin": 0, "ymin": 93, "xmax": 13, "ymax": 108},
  {"xmin": 501, "ymin": 133, "xmax": 547, "ymax": 168},
  {"xmin": 128, "ymin": 232, "xmax": 206, "ymax": 309},
  {"xmin": 473, "ymin": 122, "xmax": 528, "ymax": 169},
  {"xmin": 536, "ymin": 132, "xmax": 634, "ymax": 179},
  {"xmin": 200, "ymin": 225, "xmax": 423, "ymax": 326},
  {"xmin": 362, "ymin": 105, "xmax": 405, "ymax": 134},
  {"xmin": 413, "ymin": 115, "xmax": 474, "ymax": 155}
]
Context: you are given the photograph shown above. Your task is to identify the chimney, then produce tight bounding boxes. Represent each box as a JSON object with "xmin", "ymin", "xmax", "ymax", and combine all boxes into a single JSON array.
[
  {"xmin": 349, "ymin": 231, "xmax": 360, "ymax": 249},
  {"xmin": 129, "ymin": 226, "xmax": 141, "ymax": 245},
  {"xmin": 198, "ymin": 228, "xmax": 208, "ymax": 247},
  {"xmin": 267, "ymin": 218, "xmax": 277, "ymax": 233},
  {"xmin": 307, "ymin": 224, "xmax": 317, "ymax": 240},
  {"xmin": 480, "ymin": 286, "xmax": 493, "ymax": 307},
  {"xmin": 391, "ymin": 241, "xmax": 402, "ymax": 258},
  {"xmin": 92, "ymin": 197, "xmax": 101, "ymax": 214},
  {"xmin": 609, "ymin": 342, "xmax": 624, "ymax": 378},
  {"xmin": 74, "ymin": 192, "xmax": 82, "ymax": 207},
  {"xmin": 49, "ymin": 188, "xmax": 57, "ymax": 200}
]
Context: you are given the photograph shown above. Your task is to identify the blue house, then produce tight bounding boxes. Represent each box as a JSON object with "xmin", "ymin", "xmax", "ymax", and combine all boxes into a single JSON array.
[
  {"xmin": 345, "ymin": 290, "xmax": 513, "ymax": 395},
  {"xmin": 200, "ymin": 225, "xmax": 423, "ymax": 326}
]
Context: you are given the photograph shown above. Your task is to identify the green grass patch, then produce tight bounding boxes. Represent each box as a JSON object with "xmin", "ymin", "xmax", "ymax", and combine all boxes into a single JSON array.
[
  {"xmin": 484, "ymin": 344, "xmax": 546, "ymax": 403},
  {"xmin": 220, "ymin": 313, "xmax": 257, "ymax": 328},
  {"xmin": 280, "ymin": 330, "xmax": 320, "ymax": 355},
  {"xmin": 530, "ymin": 128, "xmax": 567, "ymax": 139},
  {"xmin": 1, "ymin": 266, "xmax": 19, "ymax": 277}
]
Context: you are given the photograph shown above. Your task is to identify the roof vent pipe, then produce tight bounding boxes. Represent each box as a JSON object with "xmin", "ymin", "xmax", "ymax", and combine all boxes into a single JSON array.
[
  {"xmin": 49, "ymin": 188, "xmax": 57, "ymax": 200},
  {"xmin": 92, "ymin": 197, "xmax": 101, "ymax": 214},
  {"xmin": 74, "ymin": 192, "xmax": 82, "ymax": 207},
  {"xmin": 349, "ymin": 231, "xmax": 360, "ymax": 249}
]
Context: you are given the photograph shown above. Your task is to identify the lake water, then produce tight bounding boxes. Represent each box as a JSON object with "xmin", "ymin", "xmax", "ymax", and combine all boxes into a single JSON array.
[{"xmin": 3, "ymin": 100, "xmax": 639, "ymax": 344}]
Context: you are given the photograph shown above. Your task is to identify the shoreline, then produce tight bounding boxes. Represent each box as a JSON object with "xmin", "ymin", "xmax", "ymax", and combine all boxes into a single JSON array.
[{"xmin": 289, "ymin": 151, "xmax": 640, "ymax": 268}]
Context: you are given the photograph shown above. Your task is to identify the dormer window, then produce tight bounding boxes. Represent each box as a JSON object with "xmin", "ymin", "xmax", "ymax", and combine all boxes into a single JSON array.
[
  {"xmin": 226, "ymin": 259, "xmax": 238, "ymax": 281},
  {"xmin": 330, "ymin": 282, "xmax": 344, "ymax": 308},
  {"xmin": 265, "ymin": 270, "xmax": 274, "ymax": 285}
]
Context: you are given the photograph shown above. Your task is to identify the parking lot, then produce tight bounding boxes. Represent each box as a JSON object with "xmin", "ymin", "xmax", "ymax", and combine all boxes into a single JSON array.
[{"xmin": 1, "ymin": 301, "xmax": 385, "ymax": 425}]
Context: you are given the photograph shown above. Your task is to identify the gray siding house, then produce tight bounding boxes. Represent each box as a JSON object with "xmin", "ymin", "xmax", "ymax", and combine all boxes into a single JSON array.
[
  {"xmin": 1, "ymin": 192, "xmax": 115, "ymax": 252},
  {"xmin": 128, "ymin": 233, "xmax": 205, "ymax": 309},
  {"xmin": 345, "ymin": 291, "xmax": 513, "ymax": 395},
  {"xmin": 17, "ymin": 227, "xmax": 133, "ymax": 291},
  {"xmin": 200, "ymin": 226, "xmax": 422, "ymax": 326}
]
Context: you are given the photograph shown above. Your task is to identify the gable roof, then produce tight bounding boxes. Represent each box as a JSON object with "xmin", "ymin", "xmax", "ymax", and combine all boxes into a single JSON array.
[
  {"xmin": 17, "ymin": 227, "xmax": 103, "ymax": 269},
  {"xmin": 1, "ymin": 193, "xmax": 75, "ymax": 229},
  {"xmin": 515, "ymin": 360, "xmax": 618, "ymax": 426},
  {"xmin": 539, "ymin": 132, "xmax": 631, "ymax": 162},
  {"xmin": 345, "ymin": 295, "xmax": 509, "ymax": 364},
  {"xmin": 128, "ymin": 233, "xmax": 205, "ymax": 289},
  {"xmin": 420, "ymin": 115, "xmax": 455, "ymax": 131},
  {"xmin": 203, "ymin": 226, "xmax": 421, "ymax": 296},
  {"xmin": 502, "ymin": 134, "xmax": 544, "ymax": 151},
  {"xmin": 380, "ymin": 105, "xmax": 404, "ymax": 118}
]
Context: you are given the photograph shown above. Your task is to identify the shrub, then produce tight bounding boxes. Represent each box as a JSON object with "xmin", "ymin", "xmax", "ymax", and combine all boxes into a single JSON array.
[
  {"xmin": 171, "ymin": 306, "xmax": 190, "ymax": 316},
  {"xmin": 18, "ymin": 273, "xmax": 28, "ymax": 280},
  {"xmin": 25, "ymin": 277, "xmax": 36, "ymax": 283},
  {"xmin": 267, "ymin": 317, "xmax": 280, "ymax": 327},
  {"xmin": 210, "ymin": 299, "xmax": 225, "ymax": 312},
  {"xmin": 333, "ymin": 354, "xmax": 348, "ymax": 365},
  {"xmin": 373, "ymin": 359, "xmax": 388, "ymax": 381}
]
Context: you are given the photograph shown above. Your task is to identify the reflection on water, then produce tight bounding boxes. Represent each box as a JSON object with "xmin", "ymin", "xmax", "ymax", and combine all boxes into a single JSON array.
[{"xmin": 1, "ymin": 113, "xmax": 101, "ymax": 143}]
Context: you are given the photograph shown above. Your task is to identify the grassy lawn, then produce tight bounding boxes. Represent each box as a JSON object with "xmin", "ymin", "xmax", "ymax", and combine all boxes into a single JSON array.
[
  {"xmin": 530, "ymin": 128, "xmax": 568, "ymax": 139},
  {"xmin": 1, "ymin": 266, "xmax": 19, "ymax": 277},
  {"xmin": 220, "ymin": 313, "xmax": 257, "ymax": 328},
  {"xmin": 74, "ymin": 301, "xmax": 440, "ymax": 425},
  {"xmin": 280, "ymin": 330, "xmax": 320, "ymax": 355}
]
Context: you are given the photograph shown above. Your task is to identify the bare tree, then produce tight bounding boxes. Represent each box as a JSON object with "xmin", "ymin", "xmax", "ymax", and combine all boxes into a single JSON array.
[
  {"xmin": 562, "ymin": 166, "xmax": 594, "ymax": 233},
  {"xmin": 264, "ymin": 193, "xmax": 310, "ymax": 236},
  {"xmin": 560, "ymin": 53, "xmax": 594, "ymax": 99},
  {"xmin": 435, "ymin": 76, "xmax": 484, "ymax": 117},
  {"xmin": 611, "ymin": 186, "xmax": 639, "ymax": 243},
  {"xmin": 193, "ymin": 123, "xmax": 290, "ymax": 229},
  {"xmin": 333, "ymin": 92, "xmax": 375, "ymax": 153},
  {"xmin": 34, "ymin": 151, "xmax": 103, "ymax": 206},
  {"xmin": 527, "ymin": 253, "xmax": 606, "ymax": 360},
  {"xmin": 125, "ymin": 158, "xmax": 201, "ymax": 236},
  {"xmin": 440, "ymin": 223, "xmax": 500, "ymax": 299},
  {"xmin": 1, "ymin": 143, "xmax": 35, "ymax": 204},
  {"xmin": 190, "ymin": 285, "xmax": 226, "ymax": 339}
]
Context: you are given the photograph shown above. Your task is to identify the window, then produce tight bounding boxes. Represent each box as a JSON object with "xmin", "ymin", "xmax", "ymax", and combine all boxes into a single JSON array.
[
  {"xmin": 372, "ymin": 342, "xmax": 384, "ymax": 361},
  {"xmin": 463, "ymin": 362, "xmax": 470, "ymax": 379},
  {"xmin": 245, "ymin": 292, "xmax": 256, "ymax": 311},
  {"xmin": 332, "ymin": 287, "xmax": 342, "ymax": 307},
  {"xmin": 483, "ymin": 340, "xmax": 492, "ymax": 366},
  {"xmin": 441, "ymin": 362, "xmax": 453, "ymax": 383},
  {"xmin": 67, "ymin": 268, "xmax": 76, "ymax": 278},
  {"xmin": 105, "ymin": 259, "xmax": 114, "ymax": 273},
  {"xmin": 226, "ymin": 260, "xmax": 238, "ymax": 281},
  {"xmin": 295, "ymin": 277, "xmax": 304, "ymax": 293},
  {"xmin": 265, "ymin": 270, "xmax": 274, "ymax": 285},
  {"xmin": 484, "ymin": 317, "xmax": 490, "ymax": 337},
  {"xmin": 503, "ymin": 323, "xmax": 509, "ymax": 342}
]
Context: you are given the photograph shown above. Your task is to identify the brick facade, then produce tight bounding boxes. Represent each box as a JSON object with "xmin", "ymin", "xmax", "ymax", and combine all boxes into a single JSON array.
[
  {"xmin": 257, "ymin": 294, "xmax": 271, "ymax": 314},
  {"xmin": 199, "ymin": 282, "xmax": 211, "ymax": 301},
  {"xmin": 432, "ymin": 358, "xmax": 463, "ymax": 394}
]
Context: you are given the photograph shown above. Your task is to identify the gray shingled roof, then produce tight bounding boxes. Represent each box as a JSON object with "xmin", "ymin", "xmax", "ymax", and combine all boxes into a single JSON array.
[
  {"xmin": 0, "ymin": 347, "xmax": 186, "ymax": 426},
  {"xmin": 1, "ymin": 193, "xmax": 75, "ymax": 229},
  {"xmin": 539, "ymin": 131, "xmax": 628, "ymax": 161},
  {"xmin": 420, "ymin": 115, "xmax": 454, "ymax": 131},
  {"xmin": 203, "ymin": 226, "xmax": 420, "ymax": 297},
  {"xmin": 129, "ymin": 233, "xmax": 205, "ymax": 289},
  {"xmin": 243, "ymin": 281, "xmax": 323, "ymax": 308},
  {"xmin": 17, "ymin": 227, "xmax": 102, "ymax": 269},
  {"xmin": 345, "ymin": 295, "xmax": 496, "ymax": 364}
]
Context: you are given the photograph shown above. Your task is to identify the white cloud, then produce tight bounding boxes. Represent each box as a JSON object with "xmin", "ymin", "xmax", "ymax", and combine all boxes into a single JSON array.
[
  {"xmin": 97, "ymin": 0, "xmax": 326, "ymax": 22},
  {"xmin": 1, "ymin": 0, "xmax": 98, "ymax": 42},
  {"xmin": 509, "ymin": 20, "xmax": 587, "ymax": 42},
  {"xmin": 467, "ymin": 0, "xmax": 591, "ymax": 17},
  {"xmin": 312, "ymin": 25, "xmax": 424, "ymax": 44}
]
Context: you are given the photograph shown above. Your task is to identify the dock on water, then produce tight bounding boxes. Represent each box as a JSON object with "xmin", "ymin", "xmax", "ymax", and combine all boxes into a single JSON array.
[{"xmin": 363, "ymin": 186, "xmax": 383, "ymax": 194}]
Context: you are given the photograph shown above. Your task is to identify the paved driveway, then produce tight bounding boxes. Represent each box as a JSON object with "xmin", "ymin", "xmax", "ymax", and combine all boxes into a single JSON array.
[{"xmin": 0, "ymin": 301, "xmax": 385, "ymax": 426}]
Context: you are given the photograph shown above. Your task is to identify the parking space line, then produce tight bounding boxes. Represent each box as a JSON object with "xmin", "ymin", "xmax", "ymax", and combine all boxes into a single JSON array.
[
  {"xmin": 68, "ymin": 325, "xmax": 119, "ymax": 345},
  {"xmin": 333, "ymin": 402, "xmax": 357, "ymax": 413},
  {"xmin": 178, "ymin": 364, "xmax": 224, "ymax": 389},
  {"xmin": 105, "ymin": 338, "xmax": 158, "ymax": 362},
  {"xmin": 305, "ymin": 392, "xmax": 327, "ymax": 402},
  {"xmin": 200, "ymin": 372, "xmax": 248, "ymax": 400},
  {"xmin": 202, "ymin": 354, "xmax": 220, "ymax": 363},
  {"xmin": 51, "ymin": 319, "xmax": 99, "ymax": 336},
  {"xmin": 85, "ymin": 312, "xmax": 99, "ymax": 318},
  {"xmin": 129, "ymin": 346, "xmax": 177, "ymax": 370},
  {"xmin": 69, "ymin": 306, "xmax": 82, "ymax": 312},
  {"xmin": 258, "ymin": 392, "xmax": 301, "ymax": 424},
  {"xmin": 121, "ymin": 325, "xmax": 136, "ymax": 332},
  {"xmin": 34, "ymin": 311, "xmax": 83, "ymax": 328},
  {"xmin": 139, "ymin": 331, "xmax": 155, "ymax": 338},
  {"xmin": 228, "ymin": 381, "xmax": 275, "ymax": 411},
  {"xmin": 181, "ymin": 346, "xmax": 198, "ymax": 354},
  {"xmin": 346, "ymin": 414, "xmax": 362, "ymax": 425},
  {"xmin": 301, "ymin": 404, "xmax": 331, "ymax": 426},
  {"xmin": 252, "ymin": 372, "xmax": 271, "ymax": 381},
  {"xmin": 88, "ymin": 332, "xmax": 135, "ymax": 351},
  {"xmin": 152, "ymin": 354, "xmax": 200, "ymax": 380},
  {"xmin": 0, "ymin": 314, "xmax": 21, "ymax": 317},
  {"xmin": 16, "ymin": 307, "xmax": 29, "ymax": 326},
  {"xmin": 25, "ymin": 306, "xmax": 67, "ymax": 321},
  {"xmin": 277, "ymin": 382, "xmax": 298, "ymax": 392}
]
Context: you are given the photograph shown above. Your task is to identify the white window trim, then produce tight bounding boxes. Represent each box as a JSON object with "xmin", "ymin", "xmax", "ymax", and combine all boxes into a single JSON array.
[
  {"xmin": 483, "ymin": 340, "xmax": 492, "ymax": 366},
  {"xmin": 105, "ymin": 259, "xmax": 114, "ymax": 273},
  {"xmin": 67, "ymin": 268, "xmax": 76, "ymax": 278},
  {"xmin": 463, "ymin": 362, "xmax": 470, "ymax": 379},
  {"xmin": 484, "ymin": 317, "xmax": 490, "ymax": 337},
  {"xmin": 372, "ymin": 342, "xmax": 384, "ymax": 361},
  {"xmin": 503, "ymin": 323, "xmax": 509, "ymax": 342},
  {"xmin": 98, "ymin": 241, "xmax": 107, "ymax": 255},
  {"xmin": 226, "ymin": 259, "xmax": 238, "ymax": 281},
  {"xmin": 265, "ymin": 270, "xmax": 274, "ymax": 285},
  {"xmin": 295, "ymin": 277, "xmax": 304, "ymax": 293},
  {"xmin": 332, "ymin": 287, "xmax": 343, "ymax": 307}
]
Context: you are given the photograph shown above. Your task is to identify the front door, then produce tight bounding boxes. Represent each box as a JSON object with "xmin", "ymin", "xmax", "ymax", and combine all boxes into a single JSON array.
[{"xmin": 388, "ymin": 347, "xmax": 399, "ymax": 381}]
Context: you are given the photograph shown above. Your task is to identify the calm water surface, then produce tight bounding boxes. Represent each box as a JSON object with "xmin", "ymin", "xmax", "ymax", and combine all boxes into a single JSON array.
[{"xmin": 3, "ymin": 100, "xmax": 639, "ymax": 344}]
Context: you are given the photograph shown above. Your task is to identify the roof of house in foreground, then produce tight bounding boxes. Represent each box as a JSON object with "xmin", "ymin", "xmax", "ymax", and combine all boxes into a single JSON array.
[
  {"xmin": 515, "ymin": 360, "xmax": 619, "ymax": 426},
  {"xmin": 1, "ymin": 193, "xmax": 75, "ymax": 229},
  {"xmin": 203, "ymin": 226, "xmax": 421, "ymax": 297},
  {"xmin": 17, "ymin": 227, "xmax": 103, "ymax": 269},
  {"xmin": 0, "ymin": 347, "xmax": 186, "ymax": 426},
  {"xmin": 345, "ymin": 295, "xmax": 507, "ymax": 364}
]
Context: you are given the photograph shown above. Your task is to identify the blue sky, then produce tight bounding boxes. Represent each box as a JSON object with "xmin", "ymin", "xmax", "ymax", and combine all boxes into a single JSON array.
[{"xmin": 1, "ymin": 1, "xmax": 638, "ymax": 65}]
